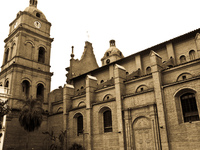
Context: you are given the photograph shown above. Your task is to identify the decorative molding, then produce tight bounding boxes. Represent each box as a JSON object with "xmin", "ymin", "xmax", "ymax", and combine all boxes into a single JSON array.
[{"xmin": 64, "ymin": 84, "xmax": 74, "ymax": 89}]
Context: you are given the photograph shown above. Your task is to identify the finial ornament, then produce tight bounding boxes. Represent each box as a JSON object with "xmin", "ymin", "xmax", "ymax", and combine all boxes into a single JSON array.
[
  {"xmin": 29, "ymin": 0, "xmax": 38, "ymax": 8},
  {"xmin": 110, "ymin": 40, "xmax": 116, "ymax": 47},
  {"xmin": 71, "ymin": 46, "xmax": 75, "ymax": 58},
  {"xmin": 86, "ymin": 31, "xmax": 90, "ymax": 42}
]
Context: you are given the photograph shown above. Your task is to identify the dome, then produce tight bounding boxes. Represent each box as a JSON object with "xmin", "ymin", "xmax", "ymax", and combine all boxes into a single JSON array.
[
  {"xmin": 24, "ymin": 6, "xmax": 47, "ymax": 20},
  {"xmin": 102, "ymin": 40, "xmax": 124, "ymax": 59},
  {"xmin": 24, "ymin": 0, "xmax": 47, "ymax": 20}
]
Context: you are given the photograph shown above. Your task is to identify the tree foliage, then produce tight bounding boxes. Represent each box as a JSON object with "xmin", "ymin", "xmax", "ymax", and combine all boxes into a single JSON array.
[
  {"xmin": 0, "ymin": 99, "xmax": 10, "ymax": 137},
  {"xmin": 0, "ymin": 100, "xmax": 10, "ymax": 117},
  {"xmin": 19, "ymin": 99, "xmax": 44, "ymax": 132},
  {"xmin": 68, "ymin": 143, "xmax": 85, "ymax": 150},
  {"xmin": 43, "ymin": 130, "xmax": 66, "ymax": 150}
]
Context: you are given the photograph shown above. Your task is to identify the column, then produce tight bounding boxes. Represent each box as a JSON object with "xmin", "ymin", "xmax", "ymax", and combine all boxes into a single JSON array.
[
  {"xmin": 124, "ymin": 109, "xmax": 132, "ymax": 150},
  {"xmin": 63, "ymin": 84, "xmax": 74, "ymax": 150},
  {"xmin": 150, "ymin": 51, "xmax": 169, "ymax": 150},
  {"xmin": 85, "ymin": 75, "xmax": 97, "ymax": 150},
  {"xmin": 135, "ymin": 54, "xmax": 142, "ymax": 70},
  {"xmin": 195, "ymin": 33, "xmax": 200, "ymax": 58},
  {"xmin": 114, "ymin": 64, "xmax": 126, "ymax": 150},
  {"xmin": 166, "ymin": 42, "xmax": 176, "ymax": 64}
]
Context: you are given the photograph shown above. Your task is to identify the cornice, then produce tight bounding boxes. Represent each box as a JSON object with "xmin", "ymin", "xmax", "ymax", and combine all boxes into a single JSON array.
[
  {"xmin": 123, "ymin": 88, "xmax": 154, "ymax": 99},
  {"xmin": 0, "ymin": 63, "xmax": 53, "ymax": 77},
  {"xmin": 4, "ymin": 24, "xmax": 54, "ymax": 43},
  {"xmin": 162, "ymin": 58, "xmax": 200, "ymax": 73},
  {"xmin": 9, "ymin": 11, "xmax": 51, "ymax": 26},
  {"xmin": 1, "ymin": 56, "xmax": 51, "ymax": 68},
  {"xmin": 162, "ymin": 75, "xmax": 200, "ymax": 88}
]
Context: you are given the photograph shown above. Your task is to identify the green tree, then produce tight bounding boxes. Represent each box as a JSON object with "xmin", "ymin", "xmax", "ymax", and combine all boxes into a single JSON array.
[{"xmin": 19, "ymin": 99, "xmax": 44, "ymax": 149}]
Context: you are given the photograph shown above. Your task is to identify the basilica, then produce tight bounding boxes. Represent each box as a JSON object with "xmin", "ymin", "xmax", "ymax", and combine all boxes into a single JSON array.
[{"xmin": 1, "ymin": 0, "xmax": 200, "ymax": 150}]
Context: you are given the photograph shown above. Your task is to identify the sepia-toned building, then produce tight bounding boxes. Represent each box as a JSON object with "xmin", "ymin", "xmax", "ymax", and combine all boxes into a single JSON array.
[{"xmin": 1, "ymin": 0, "xmax": 200, "ymax": 150}]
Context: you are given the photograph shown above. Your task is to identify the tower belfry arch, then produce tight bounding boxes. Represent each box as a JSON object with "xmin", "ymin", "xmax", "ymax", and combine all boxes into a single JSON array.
[{"xmin": 29, "ymin": 0, "xmax": 38, "ymax": 7}]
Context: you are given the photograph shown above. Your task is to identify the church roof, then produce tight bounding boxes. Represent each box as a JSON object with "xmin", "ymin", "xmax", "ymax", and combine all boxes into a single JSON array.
[{"xmin": 70, "ymin": 28, "xmax": 200, "ymax": 80}]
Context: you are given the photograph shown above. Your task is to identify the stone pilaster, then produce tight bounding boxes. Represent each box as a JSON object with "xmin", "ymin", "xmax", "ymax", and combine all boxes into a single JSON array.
[
  {"xmin": 135, "ymin": 54, "xmax": 142, "ymax": 71},
  {"xmin": 63, "ymin": 84, "xmax": 74, "ymax": 150},
  {"xmin": 124, "ymin": 109, "xmax": 132, "ymax": 150},
  {"xmin": 166, "ymin": 42, "xmax": 176, "ymax": 64},
  {"xmin": 114, "ymin": 64, "xmax": 126, "ymax": 150},
  {"xmin": 109, "ymin": 64, "xmax": 114, "ymax": 79},
  {"xmin": 195, "ymin": 33, "xmax": 200, "ymax": 58},
  {"xmin": 85, "ymin": 75, "xmax": 97, "ymax": 150},
  {"xmin": 150, "ymin": 51, "xmax": 169, "ymax": 150}
]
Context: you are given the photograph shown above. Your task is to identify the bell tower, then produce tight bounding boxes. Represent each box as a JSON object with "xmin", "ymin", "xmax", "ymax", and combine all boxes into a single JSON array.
[
  {"xmin": 0, "ymin": 0, "xmax": 53, "ymax": 110},
  {"xmin": 0, "ymin": 1, "xmax": 53, "ymax": 149}
]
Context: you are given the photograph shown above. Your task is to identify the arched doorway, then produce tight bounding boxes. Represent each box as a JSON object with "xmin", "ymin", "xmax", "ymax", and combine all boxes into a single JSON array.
[{"xmin": 133, "ymin": 117, "xmax": 154, "ymax": 150}]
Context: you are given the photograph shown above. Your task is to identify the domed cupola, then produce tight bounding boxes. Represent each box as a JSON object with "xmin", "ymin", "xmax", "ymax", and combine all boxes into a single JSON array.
[
  {"xmin": 101, "ymin": 40, "xmax": 124, "ymax": 66},
  {"xmin": 24, "ymin": 0, "xmax": 47, "ymax": 20}
]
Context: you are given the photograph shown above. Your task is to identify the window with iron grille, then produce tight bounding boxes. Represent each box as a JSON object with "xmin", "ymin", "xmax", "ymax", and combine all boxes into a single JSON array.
[{"xmin": 181, "ymin": 93, "xmax": 199, "ymax": 122}]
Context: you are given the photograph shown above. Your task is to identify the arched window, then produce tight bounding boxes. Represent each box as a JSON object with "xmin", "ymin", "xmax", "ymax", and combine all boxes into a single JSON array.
[
  {"xmin": 4, "ymin": 48, "xmax": 9, "ymax": 64},
  {"xmin": 180, "ymin": 93, "xmax": 199, "ymax": 122},
  {"xmin": 189, "ymin": 50, "xmax": 195, "ymax": 60},
  {"xmin": 10, "ymin": 44, "xmax": 16, "ymax": 59},
  {"xmin": 78, "ymin": 101, "xmax": 86, "ymax": 107},
  {"xmin": 146, "ymin": 66, "xmax": 151, "ymax": 74},
  {"xmin": 36, "ymin": 83, "xmax": 44, "ymax": 101},
  {"xmin": 38, "ymin": 47, "xmax": 45, "ymax": 63},
  {"xmin": 5, "ymin": 80, "xmax": 9, "ymax": 88},
  {"xmin": 177, "ymin": 73, "xmax": 192, "ymax": 82},
  {"xmin": 22, "ymin": 80, "xmax": 30, "ymax": 99},
  {"xmin": 36, "ymin": 12, "xmax": 41, "ymax": 18},
  {"xmin": 103, "ymin": 110, "xmax": 112, "ymax": 132},
  {"xmin": 136, "ymin": 85, "xmax": 148, "ymax": 93},
  {"xmin": 103, "ymin": 94, "xmax": 113, "ymax": 101},
  {"xmin": 77, "ymin": 115, "xmax": 83, "ymax": 135},
  {"xmin": 180, "ymin": 55, "xmax": 186, "ymax": 63},
  {"xmin": 106, "ymin": 52, "xmax": 109, "ymax": 57},
  {"xmin": 25, "ymin": 42, "xmax": 33, "ymax": 60},
  {"xmin": 106, "ymin": 59, "xmax": 110, "ymax": 65}
]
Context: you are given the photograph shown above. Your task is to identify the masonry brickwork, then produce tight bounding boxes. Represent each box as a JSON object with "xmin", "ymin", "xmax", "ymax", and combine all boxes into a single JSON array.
[{"xmin": 1, "ymin": 1, "xmax": 200, "ymax": 150}]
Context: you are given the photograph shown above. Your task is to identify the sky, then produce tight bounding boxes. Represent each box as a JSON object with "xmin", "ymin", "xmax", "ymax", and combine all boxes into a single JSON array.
[{"xmin": 0, "ymin": 0, "xmax": 200, "ymax": 91}]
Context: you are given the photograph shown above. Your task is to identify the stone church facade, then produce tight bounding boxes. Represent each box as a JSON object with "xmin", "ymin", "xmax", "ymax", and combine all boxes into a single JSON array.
[{"xmin": 1, "ymin": 0, "xmax": 200, "ymax": 150}]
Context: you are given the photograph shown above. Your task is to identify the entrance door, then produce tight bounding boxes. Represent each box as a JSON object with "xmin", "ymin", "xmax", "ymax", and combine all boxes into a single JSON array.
[{"xmin": 133, "ymin": 117, "xmax": 154, "ymax": 150}]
